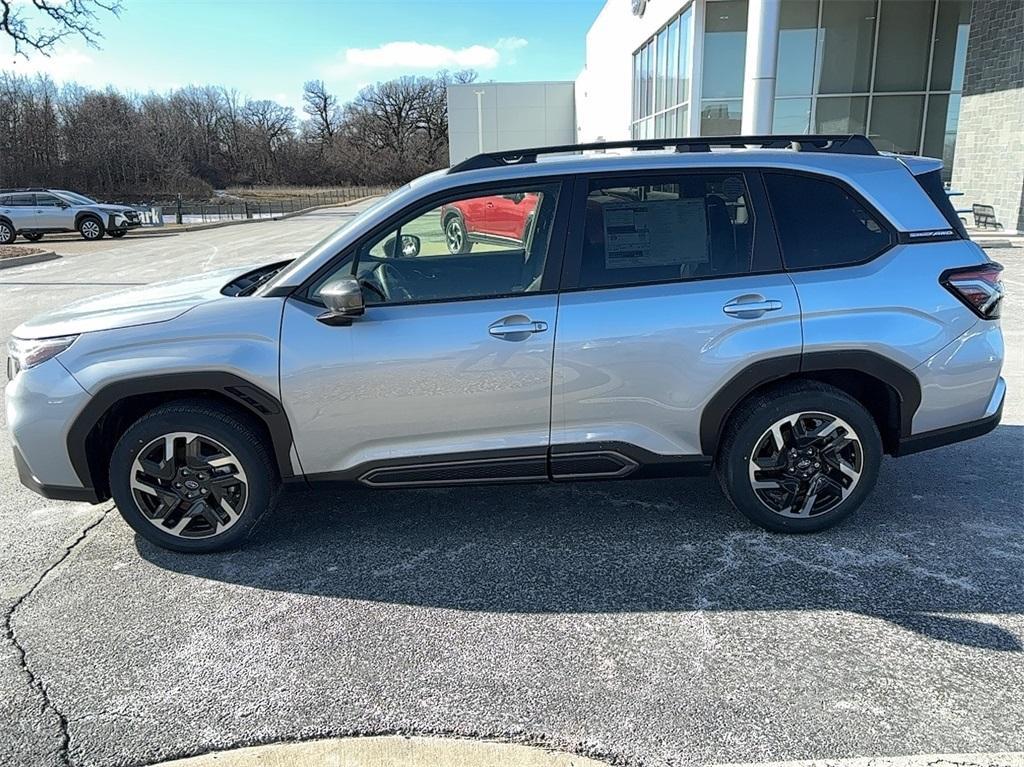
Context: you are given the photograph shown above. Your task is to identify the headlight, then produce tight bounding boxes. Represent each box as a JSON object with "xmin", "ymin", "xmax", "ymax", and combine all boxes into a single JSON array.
[{"xmin": 7, "ymin": 335, "xmax": 78, "ymax": 378}]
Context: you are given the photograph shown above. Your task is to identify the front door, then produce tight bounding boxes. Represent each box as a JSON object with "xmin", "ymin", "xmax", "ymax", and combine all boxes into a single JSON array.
[
  {"xmin": 550, "ymin": 170, "xmax": 802, "ymax": 475},
  {"xmin": 279, "ymin": 179, "xmax": 570, "ymax": 485}
]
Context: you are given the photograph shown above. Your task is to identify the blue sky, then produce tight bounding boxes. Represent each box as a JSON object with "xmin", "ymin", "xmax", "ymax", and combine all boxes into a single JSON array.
[{"xmin": 1, "ymin": 0, "xmax": 603, "ymax": 113}]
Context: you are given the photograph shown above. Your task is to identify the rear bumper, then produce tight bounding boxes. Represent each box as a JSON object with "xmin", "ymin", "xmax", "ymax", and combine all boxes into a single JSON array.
[{"xmin": 896, "ymin": 377, "xmax": 1004, "ymax": 456}]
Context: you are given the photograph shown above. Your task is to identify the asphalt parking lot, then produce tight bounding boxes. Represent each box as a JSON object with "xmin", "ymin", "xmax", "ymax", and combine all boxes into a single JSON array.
[{"xmin": 1, "ymin": 207, "xmax": 1021, "ymax": 767}]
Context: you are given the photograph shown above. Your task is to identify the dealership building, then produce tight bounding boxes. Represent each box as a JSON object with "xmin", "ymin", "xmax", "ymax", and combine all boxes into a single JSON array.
[{"xmin": 448, "ymin": 0, "xmax": 1023, "ymax": 232}]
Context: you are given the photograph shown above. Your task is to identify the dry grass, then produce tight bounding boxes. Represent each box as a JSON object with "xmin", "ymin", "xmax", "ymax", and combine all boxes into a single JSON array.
[{"xmin": 0, "ymin": 245, "xmax": 45, "ymax": 259}]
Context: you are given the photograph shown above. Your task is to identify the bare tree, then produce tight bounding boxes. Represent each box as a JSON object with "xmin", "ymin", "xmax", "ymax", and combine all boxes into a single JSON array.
[
  {"xmin": 302, "ymin": 79, "xmax": 338, "ymax": 148},
  {"xmin": 0, "ymin": 0, "xmax": 122, "ymax": 57}
]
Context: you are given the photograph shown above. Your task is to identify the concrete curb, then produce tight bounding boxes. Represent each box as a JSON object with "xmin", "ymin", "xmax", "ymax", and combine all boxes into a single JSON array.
[
  {"xmin": 149, "ymin": 736, "xmax": 610, "ymax": 767},
  {"xmin": 0, "ymin": 249, "xmax": 59, "ymax": 270},
  {"xmin": 718, "ymin": 753, "xmax": 1024, "ymax": 767}
]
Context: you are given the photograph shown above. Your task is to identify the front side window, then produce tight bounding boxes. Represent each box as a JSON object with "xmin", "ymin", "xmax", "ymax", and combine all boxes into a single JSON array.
[
  {"xmin": 315, "ymin": 183, "xmax": 561, "ymax": 306},
  {"xmin": 35, "ymin": 194, "xmax": 63, "ymax": 207},
  {"xmin": 576, "ymin": 172, "xmax": 756, "ymax": 289},
  {"xmin": 764, "ymin": 172, "xmax": 893, "ymax": 269}
]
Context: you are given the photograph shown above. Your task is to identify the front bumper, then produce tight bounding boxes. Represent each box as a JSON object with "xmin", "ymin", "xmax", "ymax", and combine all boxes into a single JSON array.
[
  {"xmin": 13, "ymin": 445, "xmax": 100, "ymax": 502},
  {"xmin": 6, "ymin": 357, "xmax": 97, "ymax": 502},
  {"xmin": 106, "ymin": 213, "xmax": 142, "ymax": 231},
  {"xmin": 895, "ymin": 377, "xmax": 1005, "ymax": 456}
]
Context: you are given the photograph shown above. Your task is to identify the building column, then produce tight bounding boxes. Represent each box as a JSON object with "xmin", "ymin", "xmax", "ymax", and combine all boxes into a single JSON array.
[{"xmin": 740, "ymin": 0, "xmax": 781, "ymax": 135}]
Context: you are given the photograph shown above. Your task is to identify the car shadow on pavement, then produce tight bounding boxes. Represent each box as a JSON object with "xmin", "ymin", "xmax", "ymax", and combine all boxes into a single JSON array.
[{"xmin": 138, "ymin": 425, "xmax": 1023, "ymax": 651}]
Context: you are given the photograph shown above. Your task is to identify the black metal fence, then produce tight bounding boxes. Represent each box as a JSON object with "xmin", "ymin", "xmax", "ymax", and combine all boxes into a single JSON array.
[{"xmin": 113, "ymin": 186, "xmax": 391, "ymax": 226}]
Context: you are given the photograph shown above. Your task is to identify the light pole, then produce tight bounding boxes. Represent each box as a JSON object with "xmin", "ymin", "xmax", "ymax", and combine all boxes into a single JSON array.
[{"xmin": 474, "ymin": 90, "xmax": 485, "ymax": 154}]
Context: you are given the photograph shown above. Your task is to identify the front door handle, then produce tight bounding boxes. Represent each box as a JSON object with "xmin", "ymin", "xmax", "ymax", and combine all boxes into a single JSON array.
[
  {"xmin": 488, "ymin": 315, "xmax": 548, "ymax": 340},
  {"xmin": 723, "ymin": 296, "xmax": 784, "ymax": 319},
  {"xmin": 489, "ymin": 320, "xmax": 548, "ymax": 337}
]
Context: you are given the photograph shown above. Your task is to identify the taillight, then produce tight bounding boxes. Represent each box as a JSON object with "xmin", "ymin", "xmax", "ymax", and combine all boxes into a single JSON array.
[{"xmin": 941, "ymin": 262, "xmax": 1004, "ymax": 319}]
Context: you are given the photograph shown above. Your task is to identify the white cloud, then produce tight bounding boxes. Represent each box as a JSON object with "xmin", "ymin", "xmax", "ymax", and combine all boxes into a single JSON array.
[
  {"xmin": 338, "ymin": 41, "xmax": 502, "ymax": 72},
  {"xmin": 496, "ymin": 37, "xmax": 528, "ymax": 52},
  {"xmin": 0, "ymin": 48, "xmax": 96, "ymax": 81}
]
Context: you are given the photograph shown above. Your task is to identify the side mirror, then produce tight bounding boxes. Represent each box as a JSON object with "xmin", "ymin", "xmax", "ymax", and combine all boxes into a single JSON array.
[
  {"xmin": 384, "ymin": 234, "xmax": 421, "ymax": 258},
  {"xmin": 503, "ymin": 193, "xmax": 526, "ymax": 204},
  {"xmin": 317, "ymin": 277, "xmax": 364, "ymax": 326}
]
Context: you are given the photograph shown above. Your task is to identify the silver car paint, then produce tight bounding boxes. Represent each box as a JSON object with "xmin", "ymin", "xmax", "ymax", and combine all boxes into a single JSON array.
[
  {"xmin": 552, "ymin": 273, "xmax": 801, "ymax": 456},
  {"xmin": 280, "ymin": 293, "xmax": 557, "ymax": 475},
  {"xmin": 13, "ymin": 265, "xmax": 252, "ymax": 338},
  {"xmin": 4, "ymin": 149, "xmax": 1005, "ymax": 496}
]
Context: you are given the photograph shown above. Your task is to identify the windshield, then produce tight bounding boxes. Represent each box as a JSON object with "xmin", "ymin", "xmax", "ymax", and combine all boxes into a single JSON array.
[
  {"xmin": 55, "ymin": 190, "xmax": 97, "ymax": 205},
  {"xmin": 256, "ymin": 186, "xmax": 407, "ymax": 295}
]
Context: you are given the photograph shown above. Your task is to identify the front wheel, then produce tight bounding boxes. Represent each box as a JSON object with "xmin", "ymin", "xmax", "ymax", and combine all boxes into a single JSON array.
[
  {"xmin": 716, "ymin": 382, "xmax": 882, "ymax": 533},
  {"xmin": 109, "ymin": 401, "xmax": 280, "ymax": 552},
  {"xmin": 444, "ymin": 215, "xmax": 471, "ymax": 254},
  {"xmin": 78, "ymin": 217, "xmax": 105, "ymax": 240}
]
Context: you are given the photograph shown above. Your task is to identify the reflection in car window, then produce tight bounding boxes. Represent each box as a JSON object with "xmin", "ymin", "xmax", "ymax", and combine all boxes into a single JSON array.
[
  {"xmin": 315, "ymin": 183, "xmax": 560, "ymax": 306},
  {"xmin": 35, "ymin": 195, "xmax": 63, "ymax": 207}
]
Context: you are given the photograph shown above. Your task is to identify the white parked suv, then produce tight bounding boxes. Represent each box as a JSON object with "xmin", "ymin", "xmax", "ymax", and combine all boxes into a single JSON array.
[{"xmin": 0, "ymin": 188, "xmax": 142, "ymax": 243}]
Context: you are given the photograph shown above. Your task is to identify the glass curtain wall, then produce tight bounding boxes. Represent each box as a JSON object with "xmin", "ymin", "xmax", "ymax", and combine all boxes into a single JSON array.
[
  {"xmin": 701, "ymin": 0, "xmax": 749, "ymax": 135},
  {"xmin": 773, "ymin": 0, "xmax": 971, "ymax": 179},
  {"xmin": 631, "ymin": 4, "xmax": 694, "ymax": 139}
]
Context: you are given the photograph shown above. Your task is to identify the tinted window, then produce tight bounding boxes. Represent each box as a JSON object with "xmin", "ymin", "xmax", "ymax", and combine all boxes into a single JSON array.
[
  {"xmin": 35, "ymin": 194, "xmax": 63, "ymax": 207},
  {"xmin": 315, "ymin": 182, "xmax": 561, "ymax": 306},
  {"xmin": 764, "ymin": 173, "xmax": 892, "ymax": 269},
  {"xmin": 2, "ymin": 194, "xmax": 35, "ymax": 207},
  {"xmin": 914, "ymin": 169, "xmax": 967, "ymax": 239},
  {"xmin": 577, "ymin": 172, "xmax": 756, "ymax": 289}
]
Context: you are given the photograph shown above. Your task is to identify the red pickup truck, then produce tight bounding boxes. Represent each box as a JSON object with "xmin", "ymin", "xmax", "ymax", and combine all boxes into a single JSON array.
[{"xmin": 440, "ymin": 192, "xmax": 539, "ymax": 254}]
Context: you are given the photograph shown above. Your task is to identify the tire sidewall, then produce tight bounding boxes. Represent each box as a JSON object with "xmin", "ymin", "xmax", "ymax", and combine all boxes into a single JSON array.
[
  {"xmin": 0, "ymin": 220, "xmax": 14, "ymax": 244},
  {"xmin": 720, "ymin": 388, "xmax": 882, "ymax": 533},
  {"xmin": 110, "ymin": 410, "xmax": 275, "ymax": 553}
]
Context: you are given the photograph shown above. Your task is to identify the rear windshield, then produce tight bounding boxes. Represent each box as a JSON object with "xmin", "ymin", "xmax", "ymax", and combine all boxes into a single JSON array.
[{"xmin": 915, "ymin": 170, "xmax": 967, "ymax": 239}]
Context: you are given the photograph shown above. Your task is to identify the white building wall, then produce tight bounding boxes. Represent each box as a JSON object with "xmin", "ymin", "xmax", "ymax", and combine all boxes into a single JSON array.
[
  {"xmin": 447, "ymin": 82, "xmax": 576, "ymax": 165},
  {"xmin": 575, "ymin": 0, "xmax": 705, "ymax": 142}
]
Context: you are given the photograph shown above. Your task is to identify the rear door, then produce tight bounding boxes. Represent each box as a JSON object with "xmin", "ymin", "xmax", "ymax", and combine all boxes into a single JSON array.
[{"xmin": 549, "ymin": 169, "xmax": 802, "ymax": 474}]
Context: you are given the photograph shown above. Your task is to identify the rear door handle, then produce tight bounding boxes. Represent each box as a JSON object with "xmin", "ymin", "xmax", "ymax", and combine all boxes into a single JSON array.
[{"xmin": 723, "ymin": 297, "xmax": 783, "ymax": 318}]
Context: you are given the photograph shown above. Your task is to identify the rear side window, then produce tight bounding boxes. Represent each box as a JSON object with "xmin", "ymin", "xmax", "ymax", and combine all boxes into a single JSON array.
[
  {"xmin": 576, "ymin": 172, "xmax": 757, "ymax": 289},
  {"xmin": 914, "ymin": 169, "xmax": 967, "ymax": 239},
  {"xmin": 764, "ymin": 173, "xmax": 893, "ymax": 270}
]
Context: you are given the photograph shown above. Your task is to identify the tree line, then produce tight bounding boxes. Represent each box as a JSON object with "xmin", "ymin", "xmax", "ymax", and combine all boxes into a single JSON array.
[{"xmin": 0, "ymin": 69, "xmax": 476, "ymax": 200}]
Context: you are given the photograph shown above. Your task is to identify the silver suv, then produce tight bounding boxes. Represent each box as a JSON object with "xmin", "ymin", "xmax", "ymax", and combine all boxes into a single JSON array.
[
  {"xmin": 5, "ymin": 135, "xmax": 1006, "ymax": 552},
  {"xmin": 0, "ymin": 188, "xmax": 142, "ymax": 243}
]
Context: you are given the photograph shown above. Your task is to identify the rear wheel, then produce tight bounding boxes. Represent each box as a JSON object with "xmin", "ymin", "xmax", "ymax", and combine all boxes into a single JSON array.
[
  {"xmin": 716, "ymin": 382, "xmax": 882, "ymax": 533},
  {"xmin": 109, "ymin": 401, "xmax": 280, "ymax": 552},
  {"xmin": 0, "ymin": 220, "xmax": 15, "ymax": 245},
  {"xmin": 23, "ymin": 232, "xmax": 44, "ymax": 242},
  {"xmin": 78, "ymin": 216, "xmax": 105, "ymax": 240}
]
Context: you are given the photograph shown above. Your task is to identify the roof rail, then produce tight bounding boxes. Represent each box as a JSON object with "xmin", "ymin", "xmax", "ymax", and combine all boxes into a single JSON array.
[
  {"xmin": 449, "ymin": 134, "xmax": 878, "ymax": 173},
  {"xmin": 0, "ymin": 187, "xmax": 48, "ymax": 193}
]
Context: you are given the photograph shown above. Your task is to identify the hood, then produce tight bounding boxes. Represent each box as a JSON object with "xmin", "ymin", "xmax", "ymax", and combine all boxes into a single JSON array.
[
  {"xmin": 13, "ymin": 265, "xmax": 254, "ymax": 339},
  {"xmin": 96, "ymin": 204, "xmax": 137, "ymax": 214}
]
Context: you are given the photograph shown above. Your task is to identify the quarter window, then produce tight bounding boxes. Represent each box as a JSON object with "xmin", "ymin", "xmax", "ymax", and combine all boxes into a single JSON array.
[
  {"xmin": 576, "ymin": 173, "xmax": 757, "ymax": 289},
  {"xmin": 764, "ymin": 172, "xmax": 893, "ymax": 270},
  {"xmin": 315, "ymin": 183, "xmax": 562, "ymax": 306}
]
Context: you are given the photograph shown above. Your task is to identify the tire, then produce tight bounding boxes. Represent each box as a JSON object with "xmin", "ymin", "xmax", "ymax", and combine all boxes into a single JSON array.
[
  {"xmin": 78, "ymin": 216, "xmax": 105, "ymax": 241},
  {"xmin": 109, "ymin": 230, "xmax": 127, "ymax": 239},
  {"xmin": 0, "ymin": 220, "xmax": 15, "ymax": 245},
  {"xmin": 716, "ymin": 381, "xmax": 882, "ymax": 533},
  {"xmin": 23, "ymin": 232, "xmax": 44, "ymax": 242},
  {"xmin": 443, "ymin": 215, "xmax": 471, "ymax": 254},
  {"xmin": 109, "ymin": 400, "xmax": 280, "ymax": 553}
]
